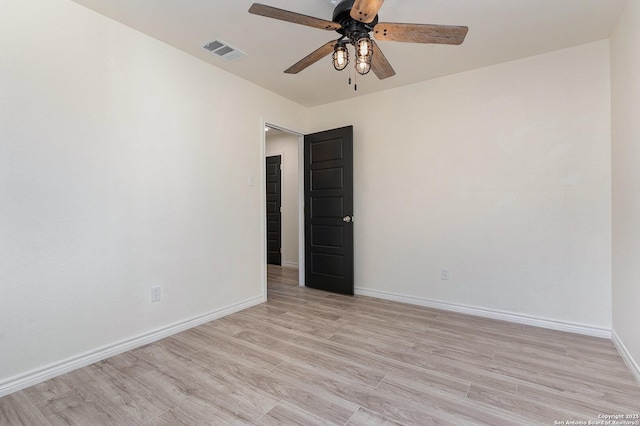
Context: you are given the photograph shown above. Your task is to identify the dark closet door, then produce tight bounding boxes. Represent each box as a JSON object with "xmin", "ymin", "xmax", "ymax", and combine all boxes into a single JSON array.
[
  {"xmin": 266, "ymin": 155, "xmax": 282, "ymax": 265},
  {"xmin": 304, "ymin": 126, "xmax": 354, "ymax": 295}
]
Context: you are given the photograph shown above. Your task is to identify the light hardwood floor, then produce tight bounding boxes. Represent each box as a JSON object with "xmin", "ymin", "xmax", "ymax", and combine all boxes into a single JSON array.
[{"xmin": 1, "ymin": 265, "xmax": 639, "ymax": 425}]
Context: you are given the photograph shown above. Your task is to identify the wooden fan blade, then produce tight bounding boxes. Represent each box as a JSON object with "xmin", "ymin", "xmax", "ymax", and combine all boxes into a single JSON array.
[
  {"xmin": 249, "ymin": 3, "xmax": 341, "ymax": 31},
  {"xmin": 285, "ymin": 41, "xmax": 337, "ymax": 74},
  {"xmin": 374, "ymin": 22, "xmax": 468, "ymax": 45},
  {"xmin": 371, "ymin": 40, "xmax": 395, "ymax": 80},
  {"xmin": 350, "ymin": 0, "xmax": 385, "ymax": 24}
]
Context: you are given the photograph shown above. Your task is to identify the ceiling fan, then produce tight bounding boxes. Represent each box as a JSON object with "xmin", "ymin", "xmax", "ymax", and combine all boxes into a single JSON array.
[{"xmin": 248, "ymin": 0, "xmax": 468, "ymax": 80}]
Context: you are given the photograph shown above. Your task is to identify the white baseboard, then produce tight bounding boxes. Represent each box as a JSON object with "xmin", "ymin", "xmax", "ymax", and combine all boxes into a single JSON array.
[
  {"xmin": 0, "ymin": 295, "xmax": 266, "ymax": 398},
  {"xmin": 282, "ymin": 261, "xmax": 299, "ymax": 268},
  {"xmin": 355, "ymin": 287, "xmax": 611, "ymax": 339},
  {"xmin": 612, "ymin": 329, "xmax": 640, "ymax": 385}
]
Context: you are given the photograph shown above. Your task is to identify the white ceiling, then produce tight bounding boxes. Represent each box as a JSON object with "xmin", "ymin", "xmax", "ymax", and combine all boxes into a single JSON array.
[{"xmin": 71, "ymin": 0, "xmax": 626, "ymax": 107}]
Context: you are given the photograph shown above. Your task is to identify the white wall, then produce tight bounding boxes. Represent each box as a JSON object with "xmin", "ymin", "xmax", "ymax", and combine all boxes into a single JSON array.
[
  {"xmin": 0, "ymin": 0, "xmax": 307, "ymax": 392},
  {"xmin": 310, "ymin": 41, "xmax": 612, "ymax": 332},
  {"xmin": 266, "ymin": 132, "xmax": 300, "ymax": 267},
  {"xmin": 611, "ymin": 0, "xmax": 640, "ymax": 379}
]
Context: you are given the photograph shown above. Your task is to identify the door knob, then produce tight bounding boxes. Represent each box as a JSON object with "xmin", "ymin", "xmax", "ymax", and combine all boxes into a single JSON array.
[{"xmin": 343, "ymin": 215, "xmax": 352, "ymax": 223}]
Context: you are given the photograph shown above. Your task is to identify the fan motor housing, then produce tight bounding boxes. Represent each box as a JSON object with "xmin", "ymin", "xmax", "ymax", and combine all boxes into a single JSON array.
[{"xmin": 332, "ymin": 0, "xmax": 378, "ymax": 35}]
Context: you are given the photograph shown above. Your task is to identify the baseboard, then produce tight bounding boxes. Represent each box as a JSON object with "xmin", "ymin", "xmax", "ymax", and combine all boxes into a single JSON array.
[
  {"xmin": 0, "ymin": 294, "xmax": 266, "ymax": 398},
  {"xmin": 282, "ymin": 261, "xmax": 299, "ymax": 268},
  {"xmin": 612, "ymin": 329, "xmax": 640, "ymax": 385},
  {"xmin": 355, "ymin": 287, "xmax": 611, "ymax": 339}
]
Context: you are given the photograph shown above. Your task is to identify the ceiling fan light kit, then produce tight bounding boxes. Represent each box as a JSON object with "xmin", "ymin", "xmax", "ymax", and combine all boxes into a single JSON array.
[{"xmin": 249, "ymin": 0, "xmax": 468, "ymax": 82}]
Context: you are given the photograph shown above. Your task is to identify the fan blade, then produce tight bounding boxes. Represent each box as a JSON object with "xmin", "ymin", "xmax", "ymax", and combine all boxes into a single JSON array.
[
  {"xmin": 373, "ymin": 22, "xmax": 468, "ymax": 45},
  {"xmin": 371, "ymin": 40, "xmax": 395, "ymax": 80},
  {"xmin": 350, "ymin": 0, "xmax": 384, "ymax": 24},
  {"xmin": 249, "ymin": 3, "xmax": 341, "ymax": 31},
  {"xmin": 285, "ymin": 41, "xmax": 337, "ymax": 74}
]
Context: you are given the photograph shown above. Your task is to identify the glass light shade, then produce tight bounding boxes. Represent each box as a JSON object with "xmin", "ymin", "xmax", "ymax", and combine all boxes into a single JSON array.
[
  {"xmin": 332, "ymin": 44, "xmax": 349, "ymax": 71},
  {"xmin": 355, "ymin": 56, "xmax": 371, "ymax": 75},
  {"xmin": 356, "ymin": 37, "xmax": 373, "ymax": 59}
]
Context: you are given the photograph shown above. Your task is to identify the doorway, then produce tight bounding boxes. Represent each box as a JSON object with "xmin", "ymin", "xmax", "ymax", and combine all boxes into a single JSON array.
[
  {"xmin": 262, "ymin": 123, "xmax": 355, "ymax": 296},
  {"xmin": 265, "ymin": 125, "xmax": 303, "ymax": 286}
]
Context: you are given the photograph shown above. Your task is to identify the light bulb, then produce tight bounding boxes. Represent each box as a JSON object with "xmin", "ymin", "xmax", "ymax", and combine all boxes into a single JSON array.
[{"xmin": 356, "ymin": 37, "xmax": 372, "ymax": 59}]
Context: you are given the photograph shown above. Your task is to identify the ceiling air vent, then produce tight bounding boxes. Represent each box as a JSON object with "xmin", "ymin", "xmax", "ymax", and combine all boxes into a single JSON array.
[{"xmin": 202, "ymin": 39, "xmax": 247, "ymax": 62}]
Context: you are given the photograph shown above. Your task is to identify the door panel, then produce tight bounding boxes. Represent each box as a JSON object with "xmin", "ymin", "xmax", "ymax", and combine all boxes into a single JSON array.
[
  {"xmin": 266, "ymin": 155, "xmax": 282, "ymax": 265},
  {"xmin": 311, "ymin": 226, "xmax": 344, "ymax": 247},
  {"xmin": 304, "ymin": 126, "xmax": 353, "ymax": 295},
  {"xmin": 311, "ymin": 168, "xmax": 344, "ymax": 189}
]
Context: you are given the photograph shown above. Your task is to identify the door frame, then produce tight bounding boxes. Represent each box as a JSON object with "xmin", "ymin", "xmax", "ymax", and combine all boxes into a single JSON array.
[{"xmin": 261, "ymin": 120, "xmax": 306, "ymax": 294}]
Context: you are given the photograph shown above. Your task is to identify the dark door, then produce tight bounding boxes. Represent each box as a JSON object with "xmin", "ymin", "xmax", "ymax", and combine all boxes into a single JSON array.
[
  {"xmin": 266, "ymin": 155, "xmax": 282, "ymax": 265},
  {"xmin": 304, "ymin": 126, "xmax": 354, "ymax": 295}
]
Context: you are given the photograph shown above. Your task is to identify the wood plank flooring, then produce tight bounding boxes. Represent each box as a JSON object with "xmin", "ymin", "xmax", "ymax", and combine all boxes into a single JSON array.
[{"xmin": 2, "ymin": 265, "xmax": 639, "ymax": 425}]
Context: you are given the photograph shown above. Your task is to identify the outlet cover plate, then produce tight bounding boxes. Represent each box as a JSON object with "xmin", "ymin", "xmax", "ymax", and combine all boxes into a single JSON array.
[
  {"xmin": 441, "ymin": 268, "xmax": 450, "ymax": 281},
  {"xmin": 151, "ymin": 286, "xmax": 161, "ymax": 302}
]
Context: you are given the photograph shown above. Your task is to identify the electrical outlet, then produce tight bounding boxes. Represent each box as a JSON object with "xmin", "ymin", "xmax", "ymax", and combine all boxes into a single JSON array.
[
  {"xmin": 151, "ymin": 286, "xmax": 161, "ymax": 302},
  {"xmin": 440, "ymin": 268, "xmax": 450, "ymax": 281}
]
